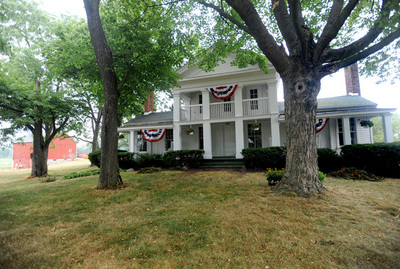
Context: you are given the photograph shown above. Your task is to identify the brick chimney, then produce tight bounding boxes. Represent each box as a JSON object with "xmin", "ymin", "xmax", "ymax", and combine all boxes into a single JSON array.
[
  {"xmin": 345, "ymin": 62, "xmax": 361, "ymax": 96},
  {"xmin": 144, "ymin": 91, "xmax": 154, "ymax": 114}
]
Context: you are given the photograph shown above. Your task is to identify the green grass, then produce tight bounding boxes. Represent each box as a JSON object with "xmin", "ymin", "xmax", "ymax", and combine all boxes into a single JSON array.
[
  {"xmin": 0, "ymin": 158, "xmax": 12, "ymax": 169},
  {"xmin": 0, "ymin": 160, "xmax": 399, "ymax": 268}
]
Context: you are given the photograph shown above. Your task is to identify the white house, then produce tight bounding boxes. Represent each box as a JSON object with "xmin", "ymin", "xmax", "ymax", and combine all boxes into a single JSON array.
[{"xmin": 118, "ymin": 55, "xmax": 395, "ymax": 159}]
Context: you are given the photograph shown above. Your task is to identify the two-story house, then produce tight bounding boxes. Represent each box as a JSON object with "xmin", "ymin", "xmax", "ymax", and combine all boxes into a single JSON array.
[{"xmin": 118, "ymin": 55, "xmax": 395, "ymax": 159}]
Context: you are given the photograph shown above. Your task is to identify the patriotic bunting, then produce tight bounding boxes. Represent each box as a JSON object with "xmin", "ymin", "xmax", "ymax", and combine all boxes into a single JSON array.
[
  {"xmin": 141, "ymin": 129, "xmax": 166, "ymax": 142},
  {"xmin": 316, "ymin": 118, "xmax": 329, "ymax": 134},
  {"xmin": 207, "ymin": 84, "xmax": 238, "ymax": 100}
]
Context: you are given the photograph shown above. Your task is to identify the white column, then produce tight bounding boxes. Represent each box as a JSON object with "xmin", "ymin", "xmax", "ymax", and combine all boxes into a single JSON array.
[
  {"xmin": 202, "ymin": 90, "xmax": 210, "ymax": 120},
  {"xmin": 382, "ymin": 114, "xmax": 394, "ymax": 143},
  {"xmin": 203, "ymin": 122, "xmax": 212, "ymax": 159},
  {"xmin": 133, "ymin": 131, "xmax": 138, "ymax": 154},
  {"xmin": 235, "ymin": 119, "xmax": 244, "ymax": 158},
  {"xmin": 270, "ymin": 115, "xmax": 281, "ymax": 146},
  {"xmin": 173, "ymin": 123, "xmax": 182, "ymax": 150},
  {"xmin": 268, "ymin": 81, "xmax": 278, "ymax": 114},
  {"xmin": 234, "ymin": 85, "xmax": 243, "ymax": 117},
  {"xmin": 129, "ymin": 131, "xmax": 134, "ymax": 152},
  {"xmin": 342, "ymin": 117, "xmax": 351, "ymax": 145},
  {"xmin": 173, "ymin": 93, "xmax": 181, "ymax": 122}
]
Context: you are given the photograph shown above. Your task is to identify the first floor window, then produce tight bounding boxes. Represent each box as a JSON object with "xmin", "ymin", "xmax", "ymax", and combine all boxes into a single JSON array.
[
  {"xmin": 338, "ymin": 118, "xmax": 357, "ymax": 146},
  {"xmin": 138, "ymin": 133, "xmax": 147, "ymax": 152},
  {"xmin": 165, "ymin": 129, "xmax": 173, "ymax": 151},
  {"xmin": 248, "ymin": 124, "xmax": 262, "ymax": 148},
  {"xmin": 199, "ymin": 126, "xmax": 204, "ymax": 150}
]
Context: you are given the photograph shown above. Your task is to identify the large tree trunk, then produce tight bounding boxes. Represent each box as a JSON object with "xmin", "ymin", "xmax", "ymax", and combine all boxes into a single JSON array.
[
  {"xmin": 275, "ymin": 68, "xmax": 325, "ymax": 196},
  {"xmin": 83, "ymin": 0, "xmax": 120, "ymax": 189},
  {"xmin": 31, "ymin": 121, "xmax": 48, "ymax": 177}
]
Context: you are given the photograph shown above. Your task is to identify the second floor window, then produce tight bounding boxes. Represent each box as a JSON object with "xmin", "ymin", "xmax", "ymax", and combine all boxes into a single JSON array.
[
  {"xmin": 250, "ymin": 89, "xmax": 258, "ymax": 110},
  {"xmin": 199, "ymin": 94, "xmax": 203, "ymax": 114},
  {"xmin": 224, "ymin": 97, "xmax": 232, "ymax": 112}
]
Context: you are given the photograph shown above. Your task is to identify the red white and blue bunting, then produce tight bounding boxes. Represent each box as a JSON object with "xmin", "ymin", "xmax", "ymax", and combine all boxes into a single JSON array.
[
  {"xmin": 141, "ymin": 129, "xmax": 166, "ymax": 142},
  {"xmin": 316, "ymin": 118, "xmax": 329, "ymax": 134},
  {"xmin": 206, "ymin": 84, "xmax": 238, "ymax": 100}
]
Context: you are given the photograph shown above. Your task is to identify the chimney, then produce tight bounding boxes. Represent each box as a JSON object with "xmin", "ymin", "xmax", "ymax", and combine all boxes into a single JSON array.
[
  {"xmin": 144, "ymin": 91, "xmax": 154, "ymax": 114},
  {"xmin": 345, "ymin": 62, "xmax": 361, "ymax": 96}
]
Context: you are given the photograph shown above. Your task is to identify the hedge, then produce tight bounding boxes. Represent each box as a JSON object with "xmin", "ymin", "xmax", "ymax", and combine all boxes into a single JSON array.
[
  {"xmin": 340, "ymin": 142, "xmax": 400, "ymax": 178},
  {"xmin": 88, "ymin": 150, "xmax": 136, "ymax": 169},
  {"xmin": 162, "ymin": 150, "xmax": 204, "ymax": 168},
  {"xmin": 241, "ymin": 147, "xmax": 340, "ymax": 173}
]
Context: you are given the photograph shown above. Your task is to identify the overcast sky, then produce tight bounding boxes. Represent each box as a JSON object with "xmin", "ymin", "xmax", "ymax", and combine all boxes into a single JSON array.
[{"xmin": 39, "ymin": 0, "xmax": 400, "ymax": 112}]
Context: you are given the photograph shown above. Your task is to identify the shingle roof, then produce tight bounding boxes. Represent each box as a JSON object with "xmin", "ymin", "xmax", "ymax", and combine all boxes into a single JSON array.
[
  {"xmin": 278, "ymin": 95, "xmax": 378, "ymax": 113},
  {"xmin": 124, "ymin": 111, "xmax": 173, "ymax": 127}
]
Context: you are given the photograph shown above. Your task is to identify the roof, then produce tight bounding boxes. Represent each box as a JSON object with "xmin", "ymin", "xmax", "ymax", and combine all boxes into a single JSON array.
[
  {"xmin": 278, "ymin": 95, "xmax": 378, "ymax": 114},
  {"xmin": 124, "ymin": 111, "xmax": 173, "ymax": 127}
]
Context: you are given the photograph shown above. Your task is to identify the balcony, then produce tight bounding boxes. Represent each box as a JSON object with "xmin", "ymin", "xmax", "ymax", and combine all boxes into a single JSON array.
[
  {"xmin": 181, "ymin": 104, "xmax": 203, "ymax": 122},
  {"xmin": 210, "ymin": 101, "xmax": 235, "ymax": 119},
  {"xmin": 243, "ymin": 97, "xmax": 269, "ymax": 116}
]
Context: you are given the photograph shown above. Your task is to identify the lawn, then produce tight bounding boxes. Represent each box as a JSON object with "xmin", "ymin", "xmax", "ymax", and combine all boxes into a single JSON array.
[{"xmin": 0, "ymin": 160, "xmax": 399, "ymax": 269}]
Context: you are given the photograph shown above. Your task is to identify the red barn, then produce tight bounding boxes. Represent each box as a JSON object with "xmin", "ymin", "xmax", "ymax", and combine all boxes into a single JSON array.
[{"xmin": 13, "ymin": 137, "xmax": 77, "ymax": 170}]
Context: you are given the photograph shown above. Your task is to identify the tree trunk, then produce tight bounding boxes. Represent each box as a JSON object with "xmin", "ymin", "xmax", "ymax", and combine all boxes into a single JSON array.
[
  {"xmin": 31, "ymin": 121, "xmax": 48, "ymax": 177},
  {"xmin": 84, "ymin": 0, "xmax": 120, "ymax": 189},
  {"xmin": 274, "ymin": 68, "xmax": 326, "ymax": 197}
]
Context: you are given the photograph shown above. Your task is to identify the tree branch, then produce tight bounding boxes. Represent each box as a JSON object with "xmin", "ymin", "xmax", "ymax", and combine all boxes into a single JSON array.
[
  {"xmin": 320, "ymin": 27, "xmax": 400, "ymax": 77},
  {"xmin": 315, "ymin": 0, "xmax": 358, "ymax": 61},
  {"xmin": 324, "ymin": 0, "xmax": 392, "ymax": 62}
]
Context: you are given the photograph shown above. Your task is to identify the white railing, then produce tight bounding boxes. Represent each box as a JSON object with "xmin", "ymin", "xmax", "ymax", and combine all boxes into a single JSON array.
[
  {"xmin": 210, "ymin": 101, "xmax": 235, "ymax": 119},
  {"xmin": 180, "ymin": 104, "xmax": 203, "ymax": 121},
  {"xmin": 243, "ymin": 98, "xmax": 269, "ymax": 116}
]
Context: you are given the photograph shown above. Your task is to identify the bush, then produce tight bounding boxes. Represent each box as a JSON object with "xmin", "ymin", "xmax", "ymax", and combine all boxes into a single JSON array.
[
  {"xmin": 63, "ymin": 169, "xmax": 101, "ymax": 180},
  {"xmin": 328, "ymin": 167, "xmax": 383, "ymax": 181},
  {"xmin": 242, "ymin": 147, "xmax": 286, "ymax": 169},
  {"xmin": 340, "ymin": 142, "xmax": 400, "ymax": 178},
  {"xmin": 266, "ymin": 168, "xmax": 326, "ymax": 186},
  {"xmin": 317, "ymin": 148, "xmax": 340, "ymax": 173},
  {"xmin": 88, "ymin": 150, "xmax": 136, "ymax": 169},
  {"xmin": 136, "ymin": 154, "xmax": 163, "ymax": 168},
  {"xmin": 163, "ymin": 150, "xmax": 204, "ymax": 168}
]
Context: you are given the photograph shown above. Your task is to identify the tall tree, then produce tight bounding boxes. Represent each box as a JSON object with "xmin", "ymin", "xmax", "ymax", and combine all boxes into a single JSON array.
[
  {"xmin": 0, "ymin": 0, "xmax": 87, "ymax": 177},
  {"xmin": 185, "ymin": 0, "xmax": 400, "ymax": 196},
  {"xmin": 83, "ymin": 0, "xmax": 195, "ymax": 189}
]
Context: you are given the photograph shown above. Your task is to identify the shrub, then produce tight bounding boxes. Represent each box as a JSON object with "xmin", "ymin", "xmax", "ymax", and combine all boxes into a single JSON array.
[
  {"xmin": 317, "ymin": 148, "xmax": 340, "ymax": 173},
  {"xmin": 340, "ymin": 142, "xmax": 400, "ymax": 178},
  {"xmin": 136, "ymin": 154, "xmax": 163, "ymax": 168},
  {"xmin": 163, "ymin": 150, "xmax": 204, "ymax": 168},
  {"xmin": 266, "ymin": 168, "xmax": 326, "ymax": 186},
  {"xmin": 88, "ymin": 150, "xmax": 136, "ymax": 169},
  {"xmin": 328, "ymin": 167, "xmax": 383, "ymax": 181},
  {"xmin": 63, "ymin": 169, "xmax": 101, "ymax": 180},
  {"xmin": 242, "ymin": 147, "xmax": 286, "ymax": 169}
]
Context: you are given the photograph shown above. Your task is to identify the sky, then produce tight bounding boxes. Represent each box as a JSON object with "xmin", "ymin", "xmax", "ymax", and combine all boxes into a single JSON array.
[{"xmin": 39, "ymin": 0, "xmax": 400, "ymax": 112}]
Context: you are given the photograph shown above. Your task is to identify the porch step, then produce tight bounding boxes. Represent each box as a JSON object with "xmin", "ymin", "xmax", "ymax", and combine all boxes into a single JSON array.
[{"xmin": 200, "ymin": 158, "xmax": 244, "ymax": 168}]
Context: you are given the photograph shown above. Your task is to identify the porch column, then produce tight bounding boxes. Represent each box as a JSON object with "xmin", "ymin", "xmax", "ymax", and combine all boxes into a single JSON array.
[
  {"xmin": 133, "ymin": 131, "xmax": 138, "ymax": 153},
  {"xmin": 173, "ymin": 124, "xmax": 182, "ymax": 150},
  {"xmin": 234, "ymin": 85, "xmax": 243, "ymax": 117},
  {"xmin": 342, "ymin": 117, "xmax": 351, "ymax": 145},
  {"xmin": 173, "ymin": 93, "xmax": 181, "ymax": 122},
  {"xmin": 235, "ymin": 119, "xmax": 244, "ymax": 158},
  {"xmin": 201, "ymin": 90, "xmax": 210, "ymax": 120},
  {"xmin": 129, "ymin": 130, "xmax": 134, "ymax": 152},
  {"xmin": 270, "ymin": 115, "xmax": 281, "ymax": 146},
  {"xmin": 269, "ymin": 81, "xmax": 279, "ymax": 114},
  {"xmin": 203, "ymin": 121, "xmax": 212, "ymax": 159},
  {"xmin": 382, "ymin": 114, "xmax": 394, "ymax": 143}
]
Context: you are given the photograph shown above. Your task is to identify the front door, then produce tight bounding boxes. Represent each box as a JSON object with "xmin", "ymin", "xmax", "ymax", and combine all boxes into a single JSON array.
[{"xmin": 212, "ymin": 123, "xmax": 236, "ymax": 157}]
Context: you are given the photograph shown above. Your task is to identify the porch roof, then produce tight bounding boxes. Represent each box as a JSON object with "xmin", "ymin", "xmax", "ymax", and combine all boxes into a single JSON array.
[{"xmin": 124, "ymin": 111, "xmax": 173, "ymax": 127}]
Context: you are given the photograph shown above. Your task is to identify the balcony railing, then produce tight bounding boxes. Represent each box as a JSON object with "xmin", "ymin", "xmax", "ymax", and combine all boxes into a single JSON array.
[
  {"xmin": 243, "ymin": 97, "xmax": 269, "ymax": 116},
  {"xmin": 210, "ymin": 101, "xmax": 235, "ymax": 119},
  {"xmin": 181, "ymin": 104, "xmax": 203, "ymax": 121}
]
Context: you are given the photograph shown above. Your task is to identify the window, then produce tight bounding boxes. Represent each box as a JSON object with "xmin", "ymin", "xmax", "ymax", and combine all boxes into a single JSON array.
[
  {"xmin": 138, "ymin": 133, "xmax": 147, "ymax": 152},
  {"xmin": 199, "ymin": 126, "xmax": 204, "ymax": 150},
  {"xmin": 250, "ymin": 89, "xmax": 258, "ymax": 110},
  {"xmin": 338, "ymin": 118, "xmax": 356, "ymax": 146},
  {"xmin": 248, "ymin": 124, "xmax": 262, "ymax": 148},
  {"xmin": 199, "ymin": 94, "xmax": 203, "ymax": 114},
  {"xmin": 165, "ymin": 129, "xmax": 173, "ymax": 151},
  {"xmin": 224, "ymin": 97, "xmax": 232, "ymax": 112}
]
